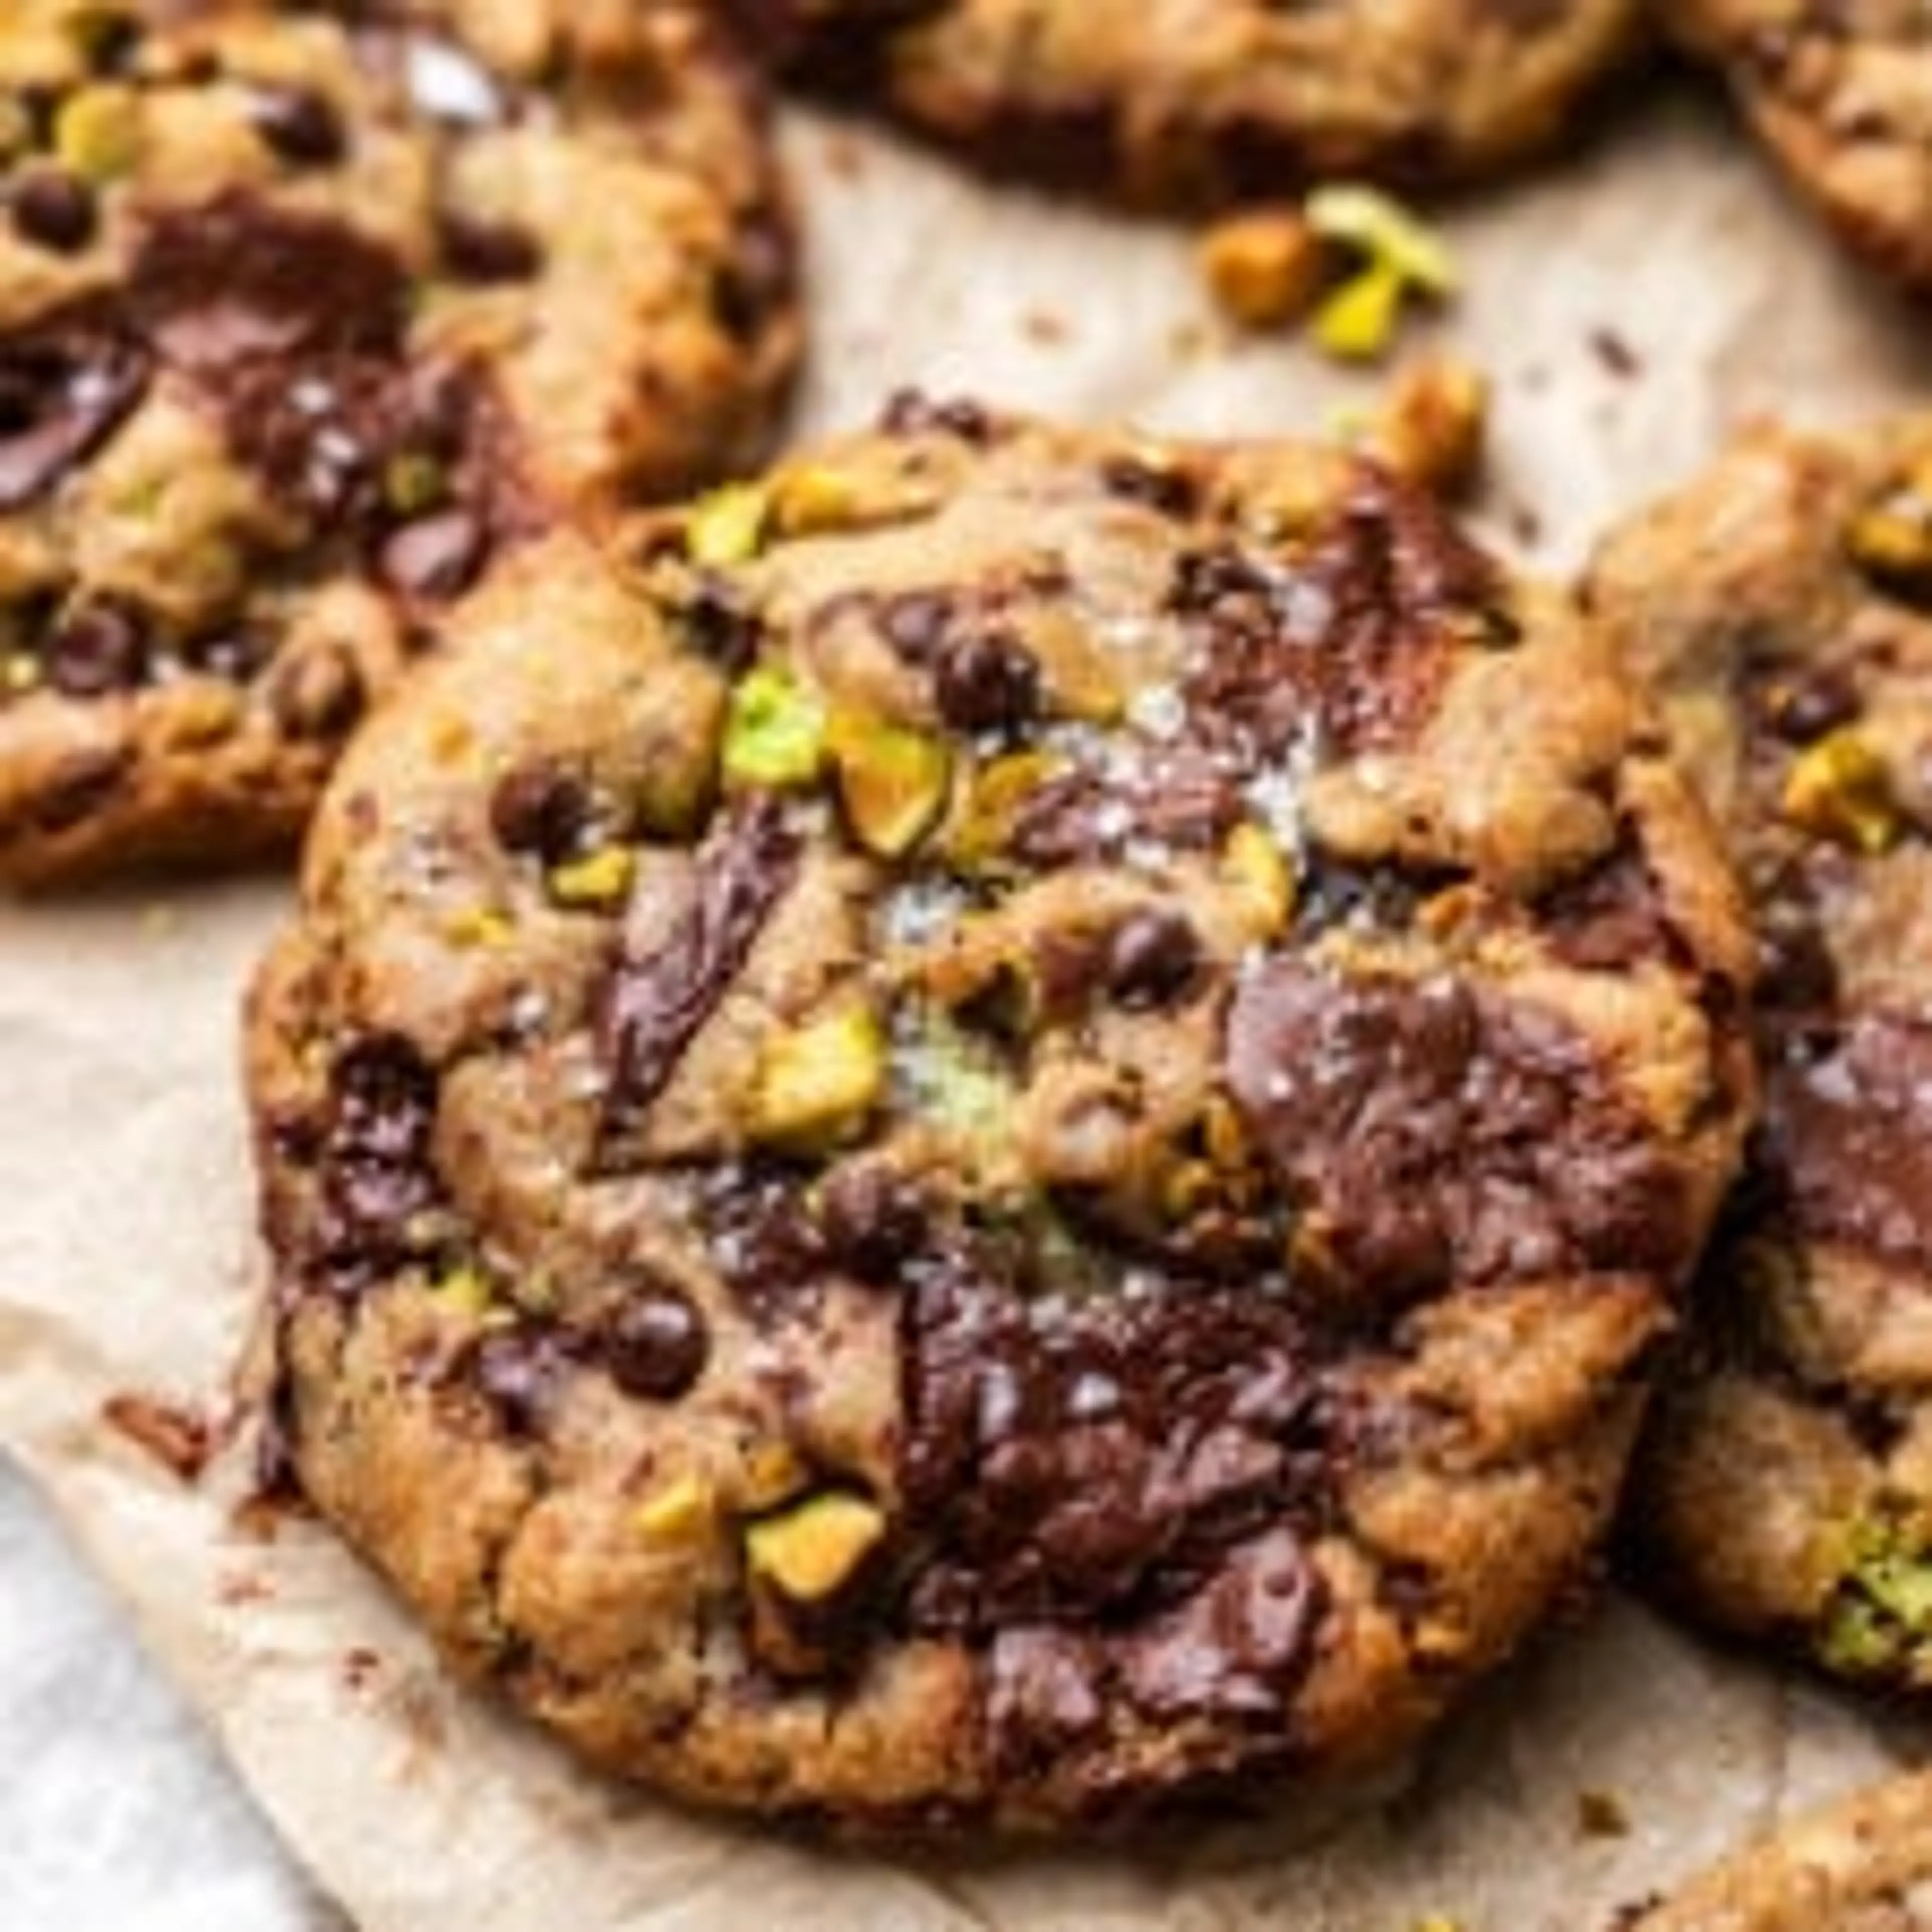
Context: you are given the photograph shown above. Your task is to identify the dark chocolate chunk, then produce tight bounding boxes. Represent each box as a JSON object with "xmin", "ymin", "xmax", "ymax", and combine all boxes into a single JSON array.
[
  {"xmin": 268, "ymin": 642, "xmax": 365, "ymax": 739},
  {"xmin": 1226, "ymin": 962, "xmax": 1688, "ymax": 1300},
  {"xmin": 438, "ymin": 212, "xmax": 541, "ymax": 284},
  {"xmin": 878, "ymin": 389, "xmax": 994, "ymax": 444},
  {"xmin": 0, "ymin": 306, "xmax": 149, "ymax": 508},
  {"xmin": 474, "ymin": 1326, "xmax": 573, "ymax": 1437},
  {"xmin": 817, "ymin": 1159, "xmax": 929, "ymax": 1282},
  {"xmin": 1098, "ymin": 454, "xmax": 1197, "ymax": 518},
  {"xmin": 1759, "ymin": 1012, "xmax": 1932, "ymax": 1270},
  {"xmin": 598, "ymin": 796, "xmax": 800, "ymax": 1131},
  {"xmin": 314, "ymin": 1033, "xmax": 444, "ymax": 1289}
]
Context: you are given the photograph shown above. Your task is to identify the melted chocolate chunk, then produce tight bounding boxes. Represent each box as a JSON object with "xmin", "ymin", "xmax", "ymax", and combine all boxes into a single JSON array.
[
  {"xmin": 1226, "ymin": 963, "xmax": 1688, "ymax": 1300},
  {"xmin": 678, "ymin": 577, "xmax": 763, "ymax": 675},
  {"xmin": 701, "ymin": 1163, "xmax": 829, "ymax": 1307},
  {"xmin": 603, "ymin": 1282, "xmax": 710, "ymax": 1400},
  {"xmin": 1752, "ymin": 660, "xmax": 1862, "ymax": 745},
  {"xmin": 1759, "ymin": 1013, "xmax": 1932, "ymax": 1269},
  {"xmin": 877, "ymin": 389, "xmax": 994, "ymax": 444},
  {"xmin": 901, "ymin": 1248, "xmax": 1335, "ymax": 1631},
  {"xmin": 42, "ymin": 600, "xmax": 150, "ymax": 697},
  {"xmin": 1174, "ymin": 466, "xmax": 1494, "ymax": 761},
  {"xmin": 0, "ymin": 306, "xmax": 149, "ymax": 509},
  {"xmin": 11, "ymin": 169, "xmax": 98, "ymax": 253},
  {"xmin": 598, "ymin": 797, "xmax": 801, "ymax": 1131},
  {"xmin": 313, "ymin": 1034, "xmax": 444, "ymax": 1289},
  {"xmin": 1097, "ymin": 454, "xmax": 1197, "ymax": 519},
  {"xmin": 1541, "ymin": 844, "xmax": 1683, "ymax": 974},
  {"xmin": 132, "ymin": 193, "xmax": 409, "ymax": 368},
  {"xmin": 438, "ymin": 212, "xmax": 542, "ymax": 284},
  {"xmin": 1010, "ymin": 748, "xmax": 1244, "ymax": 866}
]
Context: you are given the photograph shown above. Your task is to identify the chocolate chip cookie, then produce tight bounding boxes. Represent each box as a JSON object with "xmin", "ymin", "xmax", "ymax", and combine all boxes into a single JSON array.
[
  {"xmin": 1621, "ymin": 1768, "xmax": 1932, "ymax": 1930},
  {"xmin": 1588, "ymin": 420, "xmax": 1932, "ymax": 1690},
  {"xmin": 1667, "ymin": 0, "xmax": 1932, "ymax": 289},
  {"xmin": 741, "ymin": 0, "xmax": 1642, "ymax": 208},
  {"xmin": 249, "ymin": 401, "xmax": 1751, "ymax": 1831},
  {"xmin": 0, "ymin": 2, "xmax": 796, "ymax": 884}
]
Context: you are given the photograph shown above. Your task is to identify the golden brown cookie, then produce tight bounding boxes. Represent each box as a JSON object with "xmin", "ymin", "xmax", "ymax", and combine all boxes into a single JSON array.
[
  {"xmin": 0, "ymin": 1, "xmax": 796, "ymax": 884},
  {"xmin": 1589, "ymin": 419, "xmax": 1932, "ymax": 1689},
  {"xmin": 743, "ymin": 0, "xmax": 1642, "ymax": 208},
  {"xmin": 250, "ymin": 400, "xmax": 1751, "ymax": 1831},
  {"xmin": 1667, "ymin": 0, "xmax": 1932, "ymax": 290},
  {"xmin": 1620, "ymin": 1769, "xmax": 1932, "ymax": 1930}
]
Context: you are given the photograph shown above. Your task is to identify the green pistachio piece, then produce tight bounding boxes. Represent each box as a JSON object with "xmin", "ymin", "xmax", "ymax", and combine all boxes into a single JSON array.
[
  {"xmin": 547, "ymin": 845, "xmax": 636, "ymax": 909},
  {"xmin": 750, "ymin": 1003, "xmax": 886, "ymax": 1149},
  {"xmin": 686, "ymin": 482, "xmax": 768, "ymax": 569},
  {"xmin": 383, "ymin": 451, "xmax": 448, "ymax": 518},
  {"xmin": 55, "ymin": 84, "xmax": 140, "ymax": 180},
  {"xmin": 745, "ymin": 1490, "xmax": 886, "ymax": 1603},
  {"xmin": 1305, "ymin": 183, "xmax": 1457, "ymax": 297},
  {"xmin": 1781, "ymin": 729, "xmax": 1901, "ymax": 854},
  {"xmin": 722, "ymin": 665, "xmax": 826, "ymax": 792},
  {"xmin": 829, "ymin": 708, "xmax": 952, "ymax": 858}
]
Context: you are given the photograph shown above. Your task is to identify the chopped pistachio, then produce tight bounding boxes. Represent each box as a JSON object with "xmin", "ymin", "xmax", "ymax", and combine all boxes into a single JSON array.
[
  {"xmin": 383, "ymin": 450, "xmax": 448, "ymax": 518},
  {"xmin": 686, "ymin": 481, "xmax": 768, "ymax": 569},
  {"xmin": 946, "ymin": 750, "xmax": 1057, "ymax": 873},
  {"xmin": 770, "ymin": 462, "xmax": 862, "ymax": 535},
  {"xmin": 745, "ymin": 1490, "xmax": 886, "ymax": 1604},
  {"xmin": 895, "ymin": 1009, "xmax": 1013, "ymax": 1157},
  {"xmin": 750, "ymin": 1003, "xmax": 887, "ymax": 1149},
  {"xmin": 1819, "ymin": 1510, "xmax": 1932, "ymax": 1680},
  {"xmin": 1781, "ymin": 729, "xmax": 1901, "ymax": 854},
  {"xmin": 429, "ymin": 1264, "xmax": 495, "ymax": 1320},
  {"xmin": 722, "ymin": 664, "xmax": 826, "ymax": 791},
  {"xmin": 1222, "ymin": 822, "xmax": 1296, "ymax": 935},
  {"xmin": 1305, "ymin": 184, "xmax": 1457, "ymax": 297},
  {"xmin": 634, "ymin": 1473, "xmax": 713, "ymax": 1546},
  {"xmin": 1312, "ymin": 260, "xmax": 1407, "ymax": 364},
  {"xmin": 443, "ymin": 905, "xmax": 516, "ymax": 948},
  {"xmin": 1847, "ymin": 464, "xmax": 1932, "ymax": 601},
  {"xmin": 1199, "ymin": 205, "xmax": 1326, "ymax": 330},
  {"xmin": 829, "ymin": 708, "xmax": 952, "ymax": 857},
  {"xmin": 4, "ymin": 652, "xmax": 43, "ymax": 694},
  {"xmin": 741, "ymin": 1439, "xmax": 810, "ymax": 1512},
  {"xmin": 547, "ymin": 844, "xmax": 636, "ymax": 910},
  {"xmin": 55, "ymin": 84, "xmax": 140, "ymax": 180},
  {"xmin": 1305, "ymin": 184, "xmax": 1456, "ymax": 365}
]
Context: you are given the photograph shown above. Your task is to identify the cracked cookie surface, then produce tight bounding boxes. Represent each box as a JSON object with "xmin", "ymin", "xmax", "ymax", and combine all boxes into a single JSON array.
[
  {"xmin": 250, "ymin": 401, "xmax": 1751, "ymax": 1832},
  {"xmin": 1589, "ymin": 419, "xmax": 1932, "ymax": 1693},
  {"xmin": 740, "ymin": 0, "xmax": 1641, "ymax": 208},
  {"xmin": 0, "ymin": 0, "xmax": 796, "ymax": 884},
  {"xmin": 1622, "ymin": 1768, "xmax": 1932, "ymax": 1930},
  {"xmin": 1666, "ymin": 0, "xmax": 1932, "ymax": 290}
]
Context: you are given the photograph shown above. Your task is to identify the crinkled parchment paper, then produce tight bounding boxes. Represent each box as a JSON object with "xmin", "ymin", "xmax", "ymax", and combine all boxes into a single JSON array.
[{"xmin": 4, "ymin": 81, "xmax": 1931, "ymax": 1932}]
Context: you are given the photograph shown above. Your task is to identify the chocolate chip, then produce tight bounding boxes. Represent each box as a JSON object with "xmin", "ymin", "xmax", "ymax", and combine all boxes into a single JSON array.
[
  {"xmin": 603, "ymin": 1284, "xmax": 709, "ymax": 1400},
  {"xmin": 934, "ymin": 630, "xmax": 1039, "ymax": 732},
  {"xmin": 314, "ymin": 1033, "xmax": 443, "ymax": 1288},
  {"xmin": 250, "ymin": 87, "xmax": 347, "ymax": 167},
  {"xmin": 1758, "ymin": 662, "xmax": 1862, "ymax": 744},
  {"xmin": 11, "ymin": 170, "xmax": 97, "ymax": 253},
  {"xmin": 879, "ymin": 390, "xmax": 993, "ymax": 444},
  {"xmin": 1099, "ymin": 455, "xmax": 1197, "ymax": 518},
  {"xmin": 437, "ymin": 212, "xmax": 541, "ymax": 284},
  {"xmin": 268, "ymin": 641, "xmax": 364, "ymax": 740},
  {"xmin": 678, "ymin": 578, "xmax": 762, "ymax": 675},
  {"xmin": 0, "ymin": 308, "xmax": 150, "ymax": 508},
  {"xmin": 379, "ymin": 507, "xmax": 486, "ymax": 601},
  {"xmin": 488, "ymin": 761, "xmax": 590, "ymax": 864},
  {"xmin": 1105, "ymin": 910, "xmax": 1201, "ymax": 1010},
  {"xmin": 818, "ymin": 1160, "xmax": 928, "ymax": 1282},
  {"xmin": 44, "ymin": 600, "xmax": 149, "ymax": 697}
]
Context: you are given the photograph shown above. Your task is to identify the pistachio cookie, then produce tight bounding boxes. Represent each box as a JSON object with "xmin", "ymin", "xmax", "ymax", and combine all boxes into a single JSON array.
[
  {"xmin": 1621, "ymin": 1768, "xmax": 1932, "ymax": 1930},
  {"xmin": 0, "ymin": 1, "xmax": 796, "ymax": 884},
  {"xmin": 249, "ymin": 401, "xmax": 1750, "ymax": 1831},
  {"xmin": 1589, "ymin": 420, "xmax": 1932, "ymax": 1688},
  {"xmin": 1667, "ymin": 0, "xmax": 1932, "ymax": 290},
  {"xmin": 739, "ymin": 0, "xmax": 1641, "ymax": 209}
]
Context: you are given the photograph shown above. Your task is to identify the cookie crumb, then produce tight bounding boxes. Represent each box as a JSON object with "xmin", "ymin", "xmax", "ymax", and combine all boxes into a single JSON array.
[{"xmin": 101, "ymin": 1390, "xmax": 214, "ymax": 1482}]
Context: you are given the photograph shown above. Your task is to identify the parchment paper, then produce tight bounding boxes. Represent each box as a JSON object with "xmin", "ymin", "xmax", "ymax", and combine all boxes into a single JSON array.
[{"xmin": 4, "ymin": 80, "xmax": 1931, "ymax": 1931}]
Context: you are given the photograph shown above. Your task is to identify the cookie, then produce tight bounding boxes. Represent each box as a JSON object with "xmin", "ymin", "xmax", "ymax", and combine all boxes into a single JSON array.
[
  {"xmin": 740, "ymin": 0, "xmax": 1642, "ymax": 209},
  {"xmin": 0, "ymin": 1, "xmax": 797, "ymax": 885},
  {"xmin": 1667, "ymin": 0, "xmax": 1932, "ymax": 290},
  {"xmin": 1587, "ymin": 420, "xmax": 1932, "ymax": 1689},
  {"xmin": 248, "ymin": 400, "xmax": 1751, "ymax": 1831},
  {"xmin": 1620, "ymin": 1768, "xmax": 1932, "ymax": 1930}
]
